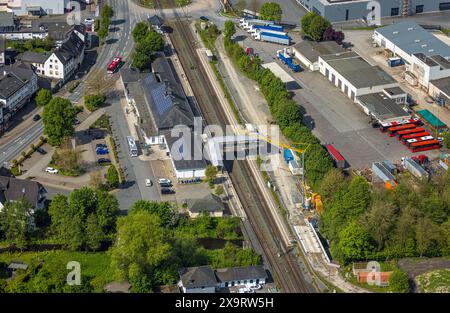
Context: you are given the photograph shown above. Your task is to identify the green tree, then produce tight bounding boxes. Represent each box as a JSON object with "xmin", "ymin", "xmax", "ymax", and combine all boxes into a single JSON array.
[
  {"xmin": 223, "ymin": 20, "xmax": 236, "ymax": 39},
  {"xmin": 389, "ymin": 270, "xmax": 410, "ymax": 293},
  {"xmin": 415, "ymin": 217, "xmax": 444, "ymax": 257},
  {"xmin": 84, "ymin": 94, "xmax": 106, "ymax": 112},
  {"xmin": 142, "ymin": 29, "xmax": 164, "ymax": 52},
  {"xmin": 0, "ymin": 199, "xmax": 33, "ymax": 249},
  {"xmin": 337, "ymin": 220, "xmax": 374, "ymax": 263},
  {"xmin": 42, "ymin": 97, "xmax": 77, "ymax": 146},
  {"xmin": 100, "ymin": 4, "xmax": 114, "ymax": 19},
  {"xmin": 215, "ymin": 185, "xmax": 225, "ymax": 197},
  {"xmin": 362, "ymin": 199, "xmax": 396, "ymax": 250},
  {"xmin": 443, "ymin": 132, "xmax": 450, "ymax": 149},
  {"xmin": 340, "ymin": 176, "xmax": 371, "ymax": 221},
  {"xmin": 259, "ymin": 2, "xmax": 282, "ymax": 21},
  {"xmin": 132, "ymin": 21, "xmax": 150, "ymax": 42},
  {"xmin": 131, "ymin": 201, "xmax": 179, "ymax": 228},
  {"xmin": 110, "ymin": 210, "xmax": 172, "ymax": 292},
  {"xmin": 85, "ymin": 214, "xmax": 104, "ymax": 251},
  {"xmin": 304, "ymin": 13, "xmax": 331, "ymax": 41},
  {"xmin": 275, "ymin": 99, "xmax": 302, "ymax": 130},
  {"xmin": 205, "ymin": 165, "xmax": 218, "ymax": 183},
  {"xmin": 106, "ymin": 165, "xmax": 120, "ymax": 188},
  {"xmin": 300, "ymin": 11, "xmax": 316, "ymax": 37},
  {"xmin": 318, "ymin": 168, "xmax": 347, "ymax": 204},
  {"xmin": 35, "ymin": 88, "xmax": 52, "ymax": 107}
]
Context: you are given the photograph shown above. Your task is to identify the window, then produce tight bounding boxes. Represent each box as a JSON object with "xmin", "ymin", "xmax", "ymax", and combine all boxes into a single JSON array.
[
  {"xmin": 416, "ymin": 5, "xmax": 424, "ymax": 13},
  {"xmin": 49, "ymin": 70, "xmax": 53, "ymax": 75},
  {"xmin": 345, "ymin": 9, "xmax": 349, "ymax": 21},
  {"xmin": 391, "ymin": 7, "xmax": 399, "ymax": 16},
  {"xmin": 439, "ymin": 2, "xmax": 450, "ymax": 11},
  {"xmin": 49, "ymin": 65, "xmax": 53, "ymax": 69},
  {"xmin": 55, "ymin": 65, "xmax": 58, "ymax": 69},
  {"xmin": 55, "ymin": 71, "xmax": 59, "ymax": 75}
]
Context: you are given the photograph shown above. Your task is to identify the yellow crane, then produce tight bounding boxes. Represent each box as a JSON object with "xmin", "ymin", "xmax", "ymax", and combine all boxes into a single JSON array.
[{"xmin": 237, "ymin": 128, "xmax": 312, "ymax": 207}]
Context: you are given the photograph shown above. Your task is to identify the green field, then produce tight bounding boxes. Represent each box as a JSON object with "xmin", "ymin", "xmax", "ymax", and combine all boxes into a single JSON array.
[{"xmin": 0, "ymin": 251, "xmax": 115, "ymax": 292}]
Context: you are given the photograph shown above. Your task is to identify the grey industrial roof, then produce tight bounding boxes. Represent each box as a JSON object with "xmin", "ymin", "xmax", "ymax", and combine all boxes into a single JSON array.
[
  {"xmin": 148, "ymin": 15, "xmax": 164, "ymax": 27},
  {"xmin": 163, "ymin": 128, "xmax": 206, "ymax": 171},
  {"xmin": 320, "ymin": 51, "xmax": 358, "ymax": 62},
  {"xmin": 293, "ymin": 40, "xmax": 345, "ymax": 64},
  {"xmin": 375, "ymin": 21, "xmax": 450, "ymax": 58},
  {"xmin": 187, "ymin": 194, "xmax": 224, "ymax": 213},
  {"xmin": 179, "ymin": 266, "xmax": 217, "ymax": 289},
  {"xmin": 430, "ymin": 77, "xmax": 450, "ymax": 98},
  {"xmin": 384, "ymin": 87, "xmax": 406, "ymax": 96},
  {"xmin": 357, "ymin": 93, "xmax": 410, "ymax": 122},
  {"xmin": 215, "ymin": 265, "xmax": 267, "ymax": 283},
  {"xmin": 326, "ymin": 56, "xmax": 397, "ymax": 88}
]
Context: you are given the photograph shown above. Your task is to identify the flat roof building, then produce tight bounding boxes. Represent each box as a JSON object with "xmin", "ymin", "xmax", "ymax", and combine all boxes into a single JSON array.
[
  {"xmin": 318, "ymin": 51, "xmax": 399, "ymax": 102},
  {"xmin": 291, "ymin": 40, "xmax": 345, "ymax": 71},
  {"xmin": 296, "ymin": 0, "xmax": 450, "ymax": 23},
  {"xmin": 357, "ymin": 92, "xmax": 410, "ymax": 124},
  {"xmin": 429, "ymin": 77, "xmax": 450, "ymax": 106}
]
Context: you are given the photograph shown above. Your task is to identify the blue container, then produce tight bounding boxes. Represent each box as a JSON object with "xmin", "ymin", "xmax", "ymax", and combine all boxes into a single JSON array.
[{"xmin": 283, "ymin": 149, "xmax": 294, "ymax": 163}]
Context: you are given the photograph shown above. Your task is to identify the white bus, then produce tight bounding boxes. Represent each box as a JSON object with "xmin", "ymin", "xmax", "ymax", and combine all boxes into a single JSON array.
[{"xmin": 127, "ymin": 136, "xmax": 138, "ymax": 157}]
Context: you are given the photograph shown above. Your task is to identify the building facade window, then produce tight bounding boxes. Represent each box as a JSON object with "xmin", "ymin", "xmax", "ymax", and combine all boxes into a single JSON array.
[
  {"xmin": 416, "ymin": 5, "xmax": 424, "ymax": 13},
  {"xmin": 391, "ymin": 7, "xmax": 399, "ymax": 16}
]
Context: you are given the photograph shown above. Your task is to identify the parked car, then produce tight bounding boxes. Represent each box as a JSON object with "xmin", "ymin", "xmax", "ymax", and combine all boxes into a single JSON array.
[
  {"xmin": 96, "ymin": 143, "xmax": 107, "ymax": 149},
  {"xmin": 97, "ymin": 158, "xmax": 111, "ymax": 165},
  {"xmin": 160, "ymin": 187, "xmax": 174, "ymax": 194},
  {"xmin": 158, "ymin": 178, "xmax": 172, "ymax": 185},
  {"xmin": 73, "ymin": 118, "xmax": 81, "ymax": 125},
  {"xmin": 96, "ymin": 148, "xmax": 109, "ymax": 155},
  {"xmin": 92, "ymin": 132, "xmax": 104, "ymax": 140},
  {"xmin": 200, "ymin": 16, "xmax": 209, "ymax": 22},
  {"xmin": 145, "ymin": 179, "xmax": 153, "ymax": 187},
  {"xmin": 36, "ymin": 147, "xmax": 47, "ymax": 155},
  {"xmin": 45, "ymin": 167, "xmax": 58, "ymax": 174},
  {"xmin": 33, "ymin": 114, "xmax": 40, "ymax": 121}
]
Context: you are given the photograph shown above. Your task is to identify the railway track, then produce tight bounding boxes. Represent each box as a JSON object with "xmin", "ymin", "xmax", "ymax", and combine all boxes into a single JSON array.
[{"xmin": 155, "ymin": 0, "xmax": 314, "ymax": 293}]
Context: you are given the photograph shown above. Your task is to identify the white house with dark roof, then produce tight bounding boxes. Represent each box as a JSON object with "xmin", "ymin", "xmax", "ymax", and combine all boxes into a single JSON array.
[
  {"xmin": 18, "ymin": 26, "xmax": 85, "ymax": 84},
  {"xmin": 0, "ymin": 62, "xmax": 37, "ymax": 133},
  {"xmin": 178, "ymin": 265, "xmax": 268, "ymax": 293}
]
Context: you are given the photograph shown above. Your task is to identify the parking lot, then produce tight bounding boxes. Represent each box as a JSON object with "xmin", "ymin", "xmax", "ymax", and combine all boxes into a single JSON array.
[{"xmin": 234, "ymin": 27, "xmax": 443, "ymax": 168}]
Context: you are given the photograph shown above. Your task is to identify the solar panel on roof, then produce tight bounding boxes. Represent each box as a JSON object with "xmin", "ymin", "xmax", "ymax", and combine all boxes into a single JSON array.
[{"xmin": 151, "ymin": 83, "xmax": 173, "ymax": 117}]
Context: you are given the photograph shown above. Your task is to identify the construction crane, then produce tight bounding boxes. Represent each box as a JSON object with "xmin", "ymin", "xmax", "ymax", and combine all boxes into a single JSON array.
[{"xmin": 236, "ymin": 127, "xmax": 311, "ymax": 206}]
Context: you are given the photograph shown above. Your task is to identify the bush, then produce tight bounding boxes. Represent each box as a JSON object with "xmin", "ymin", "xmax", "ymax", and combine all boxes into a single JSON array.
[
  {"xmin": 106, "ymin": 165, "xmax": 120, "ymax": 188},
  {"xmin": 389, "ymin": 270, "xmax": 410, "ymax": 293},
  {"xmin": 85, "ymin": 94, "xmax": 106, "ymax": 112}
]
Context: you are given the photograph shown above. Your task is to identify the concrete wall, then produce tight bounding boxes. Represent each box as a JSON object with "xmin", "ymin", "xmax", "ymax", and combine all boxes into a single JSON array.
[
  {"xmin": 182, "ymin": 286, "xmax": 216, "ymax": 293},
  {"xmin": 296, "ymin": 0, "xmax": 448, "ymax": 22}
]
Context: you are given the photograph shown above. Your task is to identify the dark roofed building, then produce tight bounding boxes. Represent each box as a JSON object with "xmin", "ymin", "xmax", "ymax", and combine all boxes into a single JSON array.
[
  {"xmin": 148, "ymin": 15, "xmax": 164, "ymax": 29},
  {"xmin": 292, "ymin": 40, "xmax": 345, "ymax": 71},
  {"xmin": 20, "ymin": 51, "xmax": 50, "ymax": 65},
  {"xmin": 0, "ymin": 12, "xmax": 17, "ymax": 32},
  {"xmin": 178, "ymin": 265, "xmax": 268, "ymax": 293},
  {"xmin": 179, "ymin": 266, "xmax": 217, "ymax": 293},
  {"xmin": 0, "ymin": 176, "xmax": 46, "ymax": 212},
  {"xmin": 215, "ymin": 265, "xmax": 268, "ymax": 288},
  {"xmin": 429, "ymin": 77, "xmax": 450, "ymax": 106},
  {"xmin": 186, "ymin": 194, "xmax": 225, "ymax": 218},
  {"xmin": 357, "ymin": 92, "xmax": 410, "ymax": 124},
  {"xmin": 120, "ymin": 55, "xmax": 206, "ymax": 180}
]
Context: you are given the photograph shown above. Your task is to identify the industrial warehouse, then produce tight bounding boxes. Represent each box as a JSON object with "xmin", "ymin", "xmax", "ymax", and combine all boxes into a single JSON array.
[{"xmin": 296, "ymin": 0, "xmax": 450, "ymax": 22}]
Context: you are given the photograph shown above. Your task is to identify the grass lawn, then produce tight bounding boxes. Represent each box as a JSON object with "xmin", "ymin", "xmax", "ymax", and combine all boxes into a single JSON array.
[{"xmin": 0, "ymin": 250, "xmax": 115, "ymax": 292}]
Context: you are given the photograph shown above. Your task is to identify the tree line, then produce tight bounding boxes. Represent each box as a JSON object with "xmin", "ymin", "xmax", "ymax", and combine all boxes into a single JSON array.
[{"xmin": 0, "ymin": 189, "xmax": 260, "ymax": 292}]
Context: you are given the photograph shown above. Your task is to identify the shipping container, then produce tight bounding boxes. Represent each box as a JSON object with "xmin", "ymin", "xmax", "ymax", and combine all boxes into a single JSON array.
[
  {"xmin": 387, "ymin": 57, "xmax": 404, "ymax": 67},
  {"xmin": 372, "ymin": 162, "xmax": 396, "ymax": 183},
  {"xmin": 325, "ymin": 144, "xmax": 346, "ymax": 169},
  {"xmin": 283, "ymin": 148, "xmax": 294, "ymax": 164},
  {"xmin": 255, "ymin": 32, "xmax": 290, "ymax": 45},
  {"xmin": 403, "ymin": 157, "xmax": 429, "ymax": 179}
]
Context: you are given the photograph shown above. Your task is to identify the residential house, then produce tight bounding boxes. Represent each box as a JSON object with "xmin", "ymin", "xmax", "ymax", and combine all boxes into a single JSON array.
[
  {"xmin": 186, "ymin": 194, "xmax": 225, "ymax": 218},
  {"xmin": 18, "ymin": 27, "xmax": 85, "ymax": 86},
  {"xmin": 0, "ymin": 62, "xmax": 38, "ymax": 133},
  {"xmin": 178, "ymin": 265, "xmax": 217, "ymax": 293},
  {"xmin": 0, "ymin": 176, "xmax": 46, "ymax": 212},
  {"xmin": 178, "ymin": 265, "xmax": 268, "ymax": 293},
  {"xmin": 0, "ymin": 38, "xmax": 5, "ymax": 65}
]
